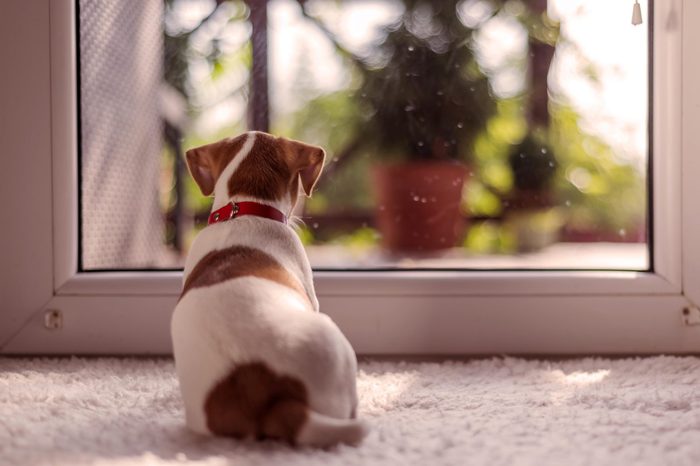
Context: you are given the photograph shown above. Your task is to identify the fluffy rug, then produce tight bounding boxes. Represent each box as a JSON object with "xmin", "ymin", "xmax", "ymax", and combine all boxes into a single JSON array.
[{"xmin": 1, "ymin": 356, "xmax": 700, "ymax": 465}]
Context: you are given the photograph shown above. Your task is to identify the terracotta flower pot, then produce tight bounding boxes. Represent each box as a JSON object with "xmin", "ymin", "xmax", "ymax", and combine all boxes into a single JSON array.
[{"xmin": 372, "ymin": 162, "xmax": 469, "ymax": 252}]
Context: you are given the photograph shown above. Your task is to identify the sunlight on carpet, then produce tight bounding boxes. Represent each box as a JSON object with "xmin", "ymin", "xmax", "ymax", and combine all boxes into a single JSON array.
[{"xmin": 1, "ymin": 357, "xmax": 699, "ymax": 465}]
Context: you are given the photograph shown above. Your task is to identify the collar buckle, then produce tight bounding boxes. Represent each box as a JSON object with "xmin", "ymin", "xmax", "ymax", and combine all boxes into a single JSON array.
[
  {"xmin": 229, "ymin": 202, "xmax": 239, "ymax": 219},
  {"xmin": 208, "ymin": 201, "xmax": 286, "ymax": 226},
  {"xmin": 210, "ymin": 202, "xmax": 238, "ymax": 224}
]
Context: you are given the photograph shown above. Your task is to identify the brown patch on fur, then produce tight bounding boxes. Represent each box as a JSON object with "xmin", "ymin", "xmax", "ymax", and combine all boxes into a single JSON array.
[
  {"xmin": 279, "ymin": 137, "xmax": 326, "ymax": 196},
  {"xmin": 204, "ymin": 362, "xmax": 309, "ymax": 443},
  {"xmin": 213, "ymin": 135, "xmax": 248, "ymax": 176},
  {"xmin": 179, "ymin": 245, "xmax": 309, "ymax": 304},
  {"xmin": 228, "ymin": 133, "xmax": 292, "ymax": 201},
  {"xmin": 186, "ymin": 134, "xmax": 248, "ymax": 196}
]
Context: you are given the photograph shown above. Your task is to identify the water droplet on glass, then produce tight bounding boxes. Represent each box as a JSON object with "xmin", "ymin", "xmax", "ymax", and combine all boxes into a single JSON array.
[
  {"xmin": 413, "ymin": 195, "xmax": 420, "ymax": 202},
  {"xmin": 436, "ymin": 90, "xmax": 444, "ymax": 96},
  {"xmin": 405, "ymin": 105, "xmax": 415, "ymax": 111},
  {"xmin": 469, "ymin": 87, "xmax": 475, "ymax": 92},
  {"xmin": 417, "ymin": 141, "xmax": 425, "ymax": 147},
  {"xmin": 420, "ymin": 197, "xmax": 427, "ymax": 203},
  {"xmin": 565, "ymin": 200, "xmax": 571, "ymax": 207},
  {"xmin": 312, "ymin": 223, "xmax": 319, "ymax": 229},
  {"xmin": 457, "ymin": 122, "xmax": 464, "ymax": 129},
  {"xmin": 548, "ymin": 162, "xmax": 555, "ymax": 167},
  {"xmin": 519, "ymin": 153, "xmax": 525, "ymax": 158},
  {"xmin": 541, "ymin": 148, "xmax": 548, "ymax": 154},
  {"xmin": 408, "ymin": 45, "xmax": 415, "ymax": 52},
  {"xmin": 619, "ymin": 229, "xmax": 626, "ymax": 237}
]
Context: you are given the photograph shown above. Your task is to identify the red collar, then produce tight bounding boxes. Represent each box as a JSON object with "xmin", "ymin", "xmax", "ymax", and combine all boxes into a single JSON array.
[{"xmin": 208, "ymin": 201, "xmax": 287, "ymax": 226}]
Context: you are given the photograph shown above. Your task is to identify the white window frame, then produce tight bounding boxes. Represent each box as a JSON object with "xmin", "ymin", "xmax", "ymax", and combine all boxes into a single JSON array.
[{"xmin": 2, "ymin": 0, "xmax": 699, "ymax": 355}]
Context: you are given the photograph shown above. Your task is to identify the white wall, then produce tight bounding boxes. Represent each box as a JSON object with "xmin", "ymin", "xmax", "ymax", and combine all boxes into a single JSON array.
[{"xmin": 0, "ymin": 1, "xmax": 53, "ymax": 345}]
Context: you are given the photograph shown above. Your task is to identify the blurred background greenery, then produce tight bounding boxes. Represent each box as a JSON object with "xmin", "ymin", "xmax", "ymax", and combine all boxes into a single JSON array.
[{"xmin": 159, "ymin": 0, "xmax": 648, "ymax": 266}]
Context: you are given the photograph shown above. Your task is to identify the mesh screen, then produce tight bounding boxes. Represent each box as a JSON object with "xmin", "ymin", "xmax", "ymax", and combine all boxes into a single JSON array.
[{"xmin": 79, "ymin": 0, "xmax": 166, "ymax": 269}]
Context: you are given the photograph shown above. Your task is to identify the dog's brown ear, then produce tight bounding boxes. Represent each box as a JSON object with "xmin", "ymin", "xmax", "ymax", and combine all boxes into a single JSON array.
[
  {"xmin": 281, "ymin": 138, "xmax": 326, "ymax": 197},
  {"xmin": 186, "ymin": 148, "xmax": 216, "ymax": 196}
]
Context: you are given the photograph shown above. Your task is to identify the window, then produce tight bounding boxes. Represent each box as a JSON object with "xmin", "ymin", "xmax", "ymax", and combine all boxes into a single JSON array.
[
  {"xmin": 79, "ymin": 0, "xmax": 650, "ymax": 271},
  {"xmin": 2, "ymin": 0, "xmax": 699, "ymax": 356}
]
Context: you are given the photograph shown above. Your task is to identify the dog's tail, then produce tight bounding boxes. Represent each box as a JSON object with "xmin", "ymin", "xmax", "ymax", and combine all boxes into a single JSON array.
[
  {"xmin": 295, "ymin": 410, "xmax": 369, "ymax": 447},
  {"xmin": 205, "ymin": 362, "xmax": 368, "ymax": 447},
  {"xmin": 258, "ymin": 398, "xmax": 368, "ymax": 447}
]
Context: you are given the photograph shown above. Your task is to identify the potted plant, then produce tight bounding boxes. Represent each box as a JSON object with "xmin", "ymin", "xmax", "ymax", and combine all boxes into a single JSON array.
[
  {"xmin": 504, "ymin": 133, "xmax": 563, "ymax": 252},
  {"xmin": 356, "ymin": 0, "xmax": 496, "ymax": 252}
]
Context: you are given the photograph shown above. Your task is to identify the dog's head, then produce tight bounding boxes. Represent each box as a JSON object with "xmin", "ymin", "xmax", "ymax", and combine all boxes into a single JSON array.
[{"xmin": 185, "ymin": 132, "xmax": 325, "ymax": 211}]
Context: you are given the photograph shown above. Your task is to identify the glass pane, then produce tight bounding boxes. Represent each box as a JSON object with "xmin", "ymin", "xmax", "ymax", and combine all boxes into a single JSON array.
[
  {"xmin": 79, "ymin": 0, "xmax": 650, "ymax": 271},
  {"xmin": 269, "ymin": 0, "xmax": 650, "ymax": 270}
]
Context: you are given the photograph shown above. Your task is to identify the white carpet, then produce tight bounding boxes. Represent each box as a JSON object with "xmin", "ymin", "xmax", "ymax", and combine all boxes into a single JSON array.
[{"xmin": 1, "ymin": 356, "xmax": 700, "ymax": 466}]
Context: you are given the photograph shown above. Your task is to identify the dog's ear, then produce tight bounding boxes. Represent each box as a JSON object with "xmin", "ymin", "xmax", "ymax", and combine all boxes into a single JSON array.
[
  {"xmin": 185, "ymin": 148, "xmax": 217, "ymax": 196},
  {"xmin": 281, "ymin": 138, "xmax": 326, "ymax": 197}
]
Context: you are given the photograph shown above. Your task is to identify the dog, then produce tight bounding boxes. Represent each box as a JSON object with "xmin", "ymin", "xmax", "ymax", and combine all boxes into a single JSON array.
[{"xmin": 171, "ymin": 131, "xmax": 367, "ymax": 447}]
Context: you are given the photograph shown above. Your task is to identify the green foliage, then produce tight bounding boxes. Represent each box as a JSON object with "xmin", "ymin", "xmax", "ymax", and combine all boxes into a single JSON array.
[
  {"xmin": 356, "ymin": 0, "xmax": 497, "ymax": 162},
  {"xmin": 464, "ymin": 221, "xmax": 516, "ymax": 254},
  {"xmin": 464, "ymin": 180, "xmax": 502, "ymax": 216},
  {"xmin": 314, "ymin": 153, "xmax": 375, "ymax": 212},
  {"xmin": 466, "ymin": 98, "xmax": 645, "ymax": 239},
  {"xmin": 331, "ymin": 227, "xmax": 381, "ymax": 249},
  {"xmin": 277, "ymin": 89, "xmax": 361, "ymax": 154},
  {"xmin": 549, "ymin": 105, "xmax": 646, "ymax": 232},
  {"xmin": 295, "ymin": 224, "xmax": 315, "ymax": 246},
  {"xmin": 465, "ymin": 98, "xmax": 526, "ymax": 214},
  {"xmin": 473, "ymin": 99, "xmax": 527, "ymax": 188},
  {"xmin": 295, "ymin": 223, "xmax": 380, "ymax": 251}
]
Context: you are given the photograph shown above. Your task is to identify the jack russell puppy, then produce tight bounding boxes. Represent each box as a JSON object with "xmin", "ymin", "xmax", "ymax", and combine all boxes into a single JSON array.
[{"xmin": 171, "ymin": 131, "xmax": 367, "ymax": 447}]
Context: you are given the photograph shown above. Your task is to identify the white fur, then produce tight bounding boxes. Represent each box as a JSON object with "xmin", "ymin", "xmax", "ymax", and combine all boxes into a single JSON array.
[
  {"xmin": 211, "ymin": 133, "xmax": 256, "ymax": 211},
  {"xmin": 171, "ymin": 132, "xmax": 363, "ymax": 444}
]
